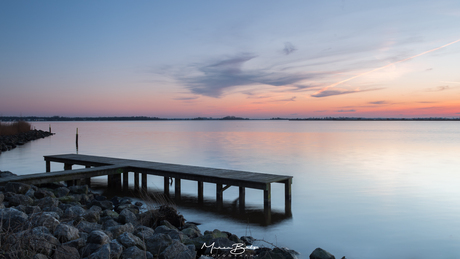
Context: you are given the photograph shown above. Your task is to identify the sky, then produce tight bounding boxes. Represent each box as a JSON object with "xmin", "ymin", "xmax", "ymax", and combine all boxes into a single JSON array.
[{"xmin": 1, "ymin": 0, "xmax": 460, "ymax": 118}]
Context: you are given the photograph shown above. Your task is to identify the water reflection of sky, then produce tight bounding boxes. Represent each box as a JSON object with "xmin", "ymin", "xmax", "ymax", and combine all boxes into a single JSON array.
[{"xmin": 1, "ymin": 121, "xmax": 460, "ymax": 258}]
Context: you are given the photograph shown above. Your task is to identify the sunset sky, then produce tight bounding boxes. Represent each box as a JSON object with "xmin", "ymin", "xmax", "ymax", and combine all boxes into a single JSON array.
[{"xmin": 1, "ymin": 1, "xmax": 460, "ymax": 118}]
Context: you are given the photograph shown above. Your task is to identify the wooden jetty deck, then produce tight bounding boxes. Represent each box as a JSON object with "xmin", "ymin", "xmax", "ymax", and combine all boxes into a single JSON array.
[{"xmin": 3, "ymin": 154, "xmax": 293, "ymax": 220}]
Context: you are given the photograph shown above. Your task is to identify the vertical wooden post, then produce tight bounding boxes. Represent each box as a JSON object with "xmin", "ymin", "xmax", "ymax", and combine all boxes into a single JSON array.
[
  {"xmin": 49, "ymin": 124, "xmax": 51, "ymax": 133},
  {"xmin": 264, "ymin": 184, "xmax": 272, "ymax": 224},
  {"xmin": 123, "ymin": 169, "xmax": 129, "ymax": 192},
  {"xmin": 175, "ymin": 178, "xmax": 181, "ymax": 201},
  {"xmin": 134, "ymin": 172, "xmax": 139, "ymax": 192},
  {"xmin": 198, "ymin": 181, "xmax": 203, "ymax": 204},
  {"xmin": 285, "ymin": 178, "xmax": 292, "ymax": 216},
  {"xmin": 46, "ymin": 160, "xmax": 51, "ymax": 172},
  {"xmin": 141, "ymin": 173, "xmax": 147, "ymax": 192},
  {"xmin": 112, "ymin": 171, "xmax": 122, "ymax": 191},
  {"xmin": 108, "ymin": 175, "xmax": 113, "ymax": 188},
  {"xmin": 64, "ymin": 163, "xmax": 74, "ymax": 186},
  {"xmin": 75, "ymin": 128, "xmax": 78, "ymax": 153},
  {"xmin": 164, "ymin": 177, "xmax": 170, "ymax": 197},
  {"xmin": 216, "ymin": 183, "xmax": 223, "ymax": 210},
  {"xmin": 85, "ymin": 165, "xmax": 91, "ymax": 186},
  {"xmin": 239, "ymin": 186, "xmax": 245, "ymax": 211}
]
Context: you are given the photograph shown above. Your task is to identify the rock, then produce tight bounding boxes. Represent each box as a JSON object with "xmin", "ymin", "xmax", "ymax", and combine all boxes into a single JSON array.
[
  {"xmin": 122, "ymin": 246, "xmax": 154, "ymax": 259},
  {"xmin": 63, "ymin": 205, "xmax": 85, "ymax": 219},
  {"xmin": 241, "ymin": 236, "xmax": 255, "ymax": 245},
  {"xmin": 0, "ymin": 207, "xmax": 29, "ymax": 231},
  {"xmin": 53, "ymin": 245, "xmax": 80, "ymax": 259},
  {"xmin": 134, "ymin": 225, "xmax": 155, "ymax": 240},
  {"xmin": 4, "ymin": 182, "xmax": 31, "ymax": 194},
  {"xmin": 0, "ymin": 191, "xmax": 4, "ymax": 203},
  {"xmin": 35, "ymin": 196, "xmax": 60, "ymax": 209},
  {"xmin": 34, "ymin": 189, "xmax": 56, "ymax": 199},
  {"xmin": 25, "ymin": 188, "xmax": 35, "ymax": 198},
  {"xmin": 54, "ymin": 223, "xmax": 80, "ymax": 243},
  {"xmin": 16, "ymin": 204, "xmax": 41, "ymax": 215},
  {"xmin": 63, "ymin": 237, "xmax": 87, "ymax": 250},
  {"xmin": 310, "ymin": 248, "xmax": 335, "ymax": 259},
  {"xmin": 76, "ymin": 220, "xmax": 102, "ymax": 233},
  {"xmin": 80, "ymin": 243, "xmax": 103, "ymax": 258},
  {"xmin": 69, "ymin": 185, "xmax": 88, "ymax": 195},
  {"xmin": 9, "ymin": 226, "xmax": 61, "ymax": 256},
  {"xmin": 107, "ymin": 222, "xmax": 134, "ymax": 238},
  {"xmin": 30, "ymin": 212, "xmax": 60, "ymax": 231},
  {"xmin": 117, "ymin": 232, "xmax": 146, "ymax": 250},
  {"xmin": 56, "ymin": 187, "xmax": 70, "ymax": 197},
  {"xmin": 33, "ymin": 254, "xmax": 49, "ymax": 259},
  {"xmin": 145, "ymin": 233, "xmax": 174, "ymax": 257},
  {"xmin": 119, "ymin": 208, "xmax": 139, "ymax": 225},
  {"xmin": 0, "ymin": 171, "xmax": 16, "ymax": 177},
  {"xmin": 109, "ymin": 239, "xmax": 124, "ymax": 259},
  {"xmin": 89, "ymin": 200, "xmax": 114, "ymax": 210},
  {"xmin": 7, "ymin": 193, "xmax": 34, "ymax": 206},
  {"xmin": 155, "ymin": 225, "xmax": 188, "ymax": 241},
  {"xmin": 102, "ymin": 218, "xmax": 120, "ymax": 229},
  {"xmin": 88, "ymin": 243, "xmax": 111, "ymax": 259},
  {"xmin": 159, "ymin": 239, "xmax": 196, "ymax": 259},
  {"xmin": 82, "ymin": 205, "xmax": 102, "ymax": 223},
  {"xmin": 88, "ymin": 230, "xmax": 110, "ymax": 245},
  {"xmin": 58, "ymin": 195, "xmax": 80, "ymax": 203}
]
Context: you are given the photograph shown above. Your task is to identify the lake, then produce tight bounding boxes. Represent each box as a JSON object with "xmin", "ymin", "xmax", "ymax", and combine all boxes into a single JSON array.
[{"xmin": 1, "ymin": 120, "xmax": 459, "ymax": 258}]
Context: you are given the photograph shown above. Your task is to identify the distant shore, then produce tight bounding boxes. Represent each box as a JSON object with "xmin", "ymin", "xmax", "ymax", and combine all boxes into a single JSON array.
[{"xmin": 2, "ymin": 115, "xmax": 460, "ymax": 121}]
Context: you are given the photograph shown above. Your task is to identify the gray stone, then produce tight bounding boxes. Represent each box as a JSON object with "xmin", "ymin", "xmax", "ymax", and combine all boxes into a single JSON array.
[
  {"xmin": 145, "ymin": 233, "xmax": 173, "ymax": 257},
  {"xmin": 7, "ymin": 193, "xmax": 34, "ymax": 206},
  {"xmin": 63, "ymin": 237, "xmax": 87, "ymax": 250},
  {"xmin": 0, "ymin": 207, "xmax": 29, "ymax": 231},
  {"xmin": 241, "ymin": 235, "xmax": 255, "ymax": 245},
  {"xmin": 89, "ymin": 200, "xmax": 114, "ymax": 210},
  {"xmin": 80, "ymin": 243, "xmax": 103, "ymax": 258},
  {"xmin": 43, "ymin": 206, "xmax": 64, "ymax": 218},
  {"xmin": 134, "ymin": 225, "xmax": 155, "ymax": 240},
  {"xmin": 76, "ymin": 220, "xmax": 102, "ymax": 233},
  {"xmin": 56, "ymin": 187, "xmax": 70, "ymax": 197},
  {"xmin": 30, "ymin": 212, "xmax": 60, "ymax": 231},
  {"xmin": 0, "ymin": 191, "xmax": 4, "ymax": 203},
  {"xmin": 33, "ymin": 254, "xmax": 49, "ymax": 259},
  {"xmin": 53, "ymin": 245, "xmax": 80, "ymax": 259},
  {"xmin": 34, "ymin": 189, "xmax": 56, "ymax": 199},
  {"xmin": 63, "ymin": 205, "xmax": 85, "ymax": 219},
  {"xmin": 117, "ymin": 232, "xmax": 146, "ymax": 250},
  {"xmin": 69, "ymin": 185, "xmax": 88, "ymax": 195},
  {"xmin": 119, "ymin": 208, "xmax": 138, "ymax": 225},
  {"xmin": 107, "ymin": 222, "xmax": 134, "ymax": 238},
  {"xmin": 310, "ymin": 248, "xmax": 335, "ymax": 259},
  {"xmin": 5, "ymin": 182, "xmax": 31, "ymax": 194},
  {"xmin": 82, "ymin": 206, "xmax": 101, "ymax": 223},
  {"xmin": 102, "ymin": 218, "xmax": 120, "ymax": 229},
  {"xmin": 182, "ymin": 227, "xmax": 202, "ymax": 238},
  {"xmin": 88, "ymin": 230, "xmax": 110, "ymax": 245},
  {"xmin": 25, "ymin": 188, "xmax": 35, "ymax": 198},
  {"xmin": 88, "ymin": 243, "xmax": 111, "ymax": 259},
  {"xmin": 155, "ymin": 225, "xmax": 188, "ymax": 241},
  {"xmin": 109, "ymin": 239, "xmax": 124, "ymax": 259},
  {"xmin": 159, "ymin": 239, "xmax": 196, "ymax": 259},
  {"xmin": 121, "ymin": 246, "xmax": 154, "ymax": 259},
  {"xmin": 54, "ymin": 223, "xmax": 80, "ymax": 243},
  {"xmin": 35, "ymin": 196, "xmax": 60, "ymax": 209}
]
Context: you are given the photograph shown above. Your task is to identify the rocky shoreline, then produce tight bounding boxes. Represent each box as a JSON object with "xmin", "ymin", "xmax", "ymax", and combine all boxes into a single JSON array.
[
  {"xmin": 0, "ymin": 130, "xmax": 54, "ymax": 154},
  {"xmin": 0, "ymin": 169, "xmax": 319, "ymax": 259}
]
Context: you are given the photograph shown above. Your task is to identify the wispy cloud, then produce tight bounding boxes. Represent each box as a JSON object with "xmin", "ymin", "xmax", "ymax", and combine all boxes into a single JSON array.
[
  {"xmin": 425, "ymin": 85, "xmax": 451, "ymax": 91},
  {"xmin": 337, "ymin": 109, "xmax": 356, "ymax": 112},
  {"xmin": 179, "ymin": 53, "xmax": 318, "ymax": 98},
  {"xmin": 311, "ymin": 88, "xmax": 383, "ymax": 98},
  {"xmin": 368, "ymin": 100, "xmax": 389, "ymax": 105},
  {"xmin": 174, "ymin": 96, "xmax": 199, "ymax": 101},
  {"xmin": 253, "ymin": 96, "xmax": 296, "ymax": 104},
  {"xmin": 283, "ymin": 42, "xmax": 297, "ymax": 55}
]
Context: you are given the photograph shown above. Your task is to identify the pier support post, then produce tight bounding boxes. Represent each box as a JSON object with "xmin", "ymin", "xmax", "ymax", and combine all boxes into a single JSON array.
[
  {"xmin": 123, "ymin": 169, "xmax": 129, "ymax": 192},
  {"xmin": 239, "ymin": 186, "xmax": 245, "ymax": 211},
  {"xmin": 285, "ymin": 178, "xmax": 292, "ymax": 216},
  {"xmin": 112, "ymin": 171, "xmax": 122, "ymax": 191},
  {"xmin": 46, "ymin": 161, "xmax": 51, "ymax": 172},
  {"xmin": 264, "ymin": 184, "xmax": 272, "ymax": 224},
  {"xmin": 198, "ymin": 181, "xmax": 203, "ymax": 204},
  {"xmin": 85, "ymin": 165, "xmax": 91, "ymax": 186},
  {"xmin": 64, "ymin": 163, "xmax": 74, "ymax": 187},
  {"xmin": 216, "ymin": 183, "xmax": 223, "ymax": 210},
  {"xmin": 108, "ymin": 175, "xmax": 113, "ymax": 188},
  {"xmin": 175, "ymin": 178, "xmax": 181, "ymax": 202},
  {"xmin": 164, "ymin": 177, "xmax": 170, "ymax": 197},
  {"xmin": 134, "ymin": 172, "xmax": 139, "ymax": 192},
  {"xmin": 141, "ymin": 173, "xmax": 147, "ymax": 192}
]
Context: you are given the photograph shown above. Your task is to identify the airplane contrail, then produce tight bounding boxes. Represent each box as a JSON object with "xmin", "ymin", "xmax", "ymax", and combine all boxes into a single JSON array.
[{"xmin": 313, "ymin": 38, "xmax": 460, "ymax": 96}]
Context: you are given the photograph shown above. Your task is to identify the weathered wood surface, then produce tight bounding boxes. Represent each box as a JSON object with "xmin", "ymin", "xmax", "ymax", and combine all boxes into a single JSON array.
[
  {"xmin": 0, "ymin": 164, "xmax": 127, "ymax": 185},
  {"xmin": 44, "ymin": 154, "xmax": 293, "ymax": 190}
]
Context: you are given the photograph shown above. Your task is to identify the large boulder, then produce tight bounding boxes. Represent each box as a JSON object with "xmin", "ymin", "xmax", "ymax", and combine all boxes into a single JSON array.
[
  {"xmin": 122, "ymin": 246, "xmax": 154, "ymax": 259},
  {"xmin": 145, "ymin": 233, "xmax": 174, "ymax": 257},
  {"xmin": 159, "ymin": 239, "xmax": 196, "ymax": 259},
  {"xmin": 6, "ymin": 193, "xmax": 34, "ymax": 206},
  {"xmin": 107, "ymin": 222, "xmax": 134, "ymax": 238},
  {"xmin": 52, "ymin": 245, "xmax": 80, "ymax": 259},
  {"xmin": 0, "ymin": 207, "xmax": 29, "ymax": 231},
  {"xmin": 117, "ymin": 232, "xmax": 146, "ymax": 250},
  {"xmin": 4, "ymin": 182, "xmax": 31, "ymax": 194},
  {"xmin": 118, "ymin": 208, "xmax": 139, "ymax": 225},
  {"xmin": 54, "ymin": 223, "xmax": 80, "ymax": 243},
  {"xmin": 310, "ymin": 248, "xmax": 335, "ymax": 259},
  {"xmin": 87, "ymin": 230, "xmax": 110, "ymax": 245}
]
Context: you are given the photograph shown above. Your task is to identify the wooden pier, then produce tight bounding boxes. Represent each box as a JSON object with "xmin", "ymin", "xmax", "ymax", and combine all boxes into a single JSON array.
[{"xmin": 2, "ymin": 154, "xmax": 293, "ymax": 220}]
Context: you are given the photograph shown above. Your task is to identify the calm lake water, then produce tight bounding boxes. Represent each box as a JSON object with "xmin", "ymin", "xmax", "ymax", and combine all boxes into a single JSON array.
[{"xmin": 1, "ymin": 120, "xmax": 460, "ymax": 259}]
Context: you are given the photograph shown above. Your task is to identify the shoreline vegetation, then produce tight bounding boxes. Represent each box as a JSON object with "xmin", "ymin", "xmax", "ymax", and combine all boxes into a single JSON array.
[{"xmin": 1, "ymin": 116, "xmax": 460, "ymax": 121}]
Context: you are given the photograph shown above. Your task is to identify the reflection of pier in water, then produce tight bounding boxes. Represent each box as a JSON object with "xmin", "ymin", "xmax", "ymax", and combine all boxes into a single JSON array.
[
  {"xmin": 37, "ymin": 154, "xmax": 292, "ymax": 225},
  {"xmin": 95, "ymin": 185, "xmax": 292, "ymax": 226}
]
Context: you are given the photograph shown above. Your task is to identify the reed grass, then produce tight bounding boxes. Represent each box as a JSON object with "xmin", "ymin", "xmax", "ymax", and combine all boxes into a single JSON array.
[{"xmin": 0, "ymin": 121, "xmax": 32, "ymax": 136}]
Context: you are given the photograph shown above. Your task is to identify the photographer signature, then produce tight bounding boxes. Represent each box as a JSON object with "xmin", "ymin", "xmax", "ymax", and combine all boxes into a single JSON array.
[{"xmin": 201, "ymin": 242, "xmax": 259, "ymax": 255}]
